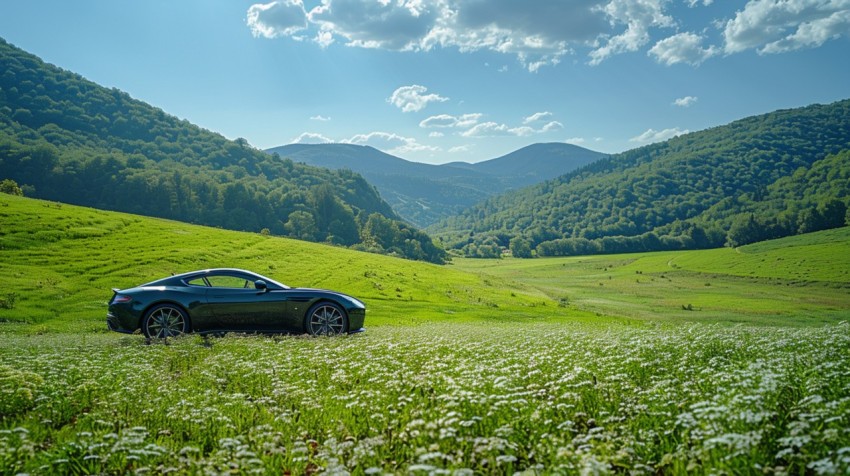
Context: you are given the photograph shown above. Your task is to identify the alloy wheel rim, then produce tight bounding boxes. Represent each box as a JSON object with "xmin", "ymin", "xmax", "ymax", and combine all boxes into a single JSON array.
[
  {"xmin": 147, "ymin": 307, "xmax": 186, "ymax": 338},
  {"xmin": 309, "ymin": 305, "xmax": 344, "ymax": 335}
]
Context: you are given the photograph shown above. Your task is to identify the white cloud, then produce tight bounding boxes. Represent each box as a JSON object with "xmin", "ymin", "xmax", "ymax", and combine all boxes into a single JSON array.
[
  {"xmin": 310, "ymin": 114, "xmax": 331, "ymax": 121},
  {"xmin": 247, "ymin": 0, "xmax": 674, "ymax": 70},
  {"xmin": 461, "ymin": 122, "xmax": 534, "ymax": 137},
  {"xmin": 247, "ymin": 0, "xmax": 308, "ymax": 39},
  {"xmin": 344, "ymin": 131, "xmax": 438, "ymax": 155},
  {"xmin": 565, "ymin": 137, "xmax": 586, "ymax": 145},
  {"xmin": 723, "ymin": 0, "xmax": 850, "ymax": 54},
  {"xmin": 523, "ymin": 111, "xmax": 554, "ymax": 124},
  {"xmin": 541, "ymin": 121, "xmax": 564, "ymax": 132},
  {"xmin": 387, "ymin": 85, "xmax": 448, "ymax": 113},
  {"xmin": 291, "ymin": 132, "xmax": 332, "ymax": 144},
  {"xmin": 430, "ymin": 115, "xmax": 564, "ymax": 137},
  {"xmin": 673, "ymin": 96, "xmax": 698, "ymax": 107},
  {"xmin": 419, "ymin": 113, "xmax": 483, "ymax": 128},
  {"xmin": 310, "ymin": 0, "xmax": 440, "ymax": 50},
  {"xmin": 589, "ymin": 0, "xmax": 675, "ymax": 65},
  {"xmin": 429, "ymin": 131, "xmax": 444, "ymax": 138},
  {"xmin": 629, "ymin": 127, "xmax": 688, "ymax": 144},
  {"xmin": 449, "ymin": 145, "xmax": 472, "ymax": 153},
  {"xmin": 248, "ymin": 0, "xmax": 848, "ymax": 70},
  {"xmin": 649, "ymin": 32, "xmax": 718, "ymax": 65}
]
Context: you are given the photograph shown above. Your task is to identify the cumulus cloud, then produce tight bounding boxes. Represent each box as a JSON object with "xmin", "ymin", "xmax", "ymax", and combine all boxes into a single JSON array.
[
  {"xmin": 310, "ymin": 0, "xmax": 440, "ymax": 50},
  {"xmin": 461, "ymin": 122, "xmax": 535, "ymax": 138},
  {"xmin": 449, "ymin": 145, "xmax": 472, "ymax": 153},
  {"xmin": 310, "ymin": 115, "xmax": 331, "ymax": 121},
  {"xmin": 247, "ymin": 0, "xmax": 308, "ymax": 39},
  {"xmin": 565, "ymin": 137, "xmax": 586, "ymax": 145},
  {"xmin": 291, "ymin": 132, "xmax": 333, "ymax": 144},
  {"xmin": 247, "ymin": 0, "xmax": 680, "ymax": 70},
  {"xmin": 673, "ymin": 96, "xmax": 698, "ymax": 107},
  {"xmin": 248, "ymin": 0, "xmax": 849, "ymax": 70},
  {"xmin": 649, "ymin": 32, "xmax": 718, "ymax": 65},
  {"xmin": 629, "ymin": 127, "xmax": 688, "ymax": 144},
  {"xmin": 540, "ymin": 121, "xmax": 564, "ymax": 132},
  {"xmin": 387, "ymin": 85, "xmax": 448, "ymax": 113},
  {"xmin": 588, "ymin": 0, "xmax": 675, "ymax": 65},
  {"xmin": 344, "ymin": 131, "xmax": 439, "ymax": 155},
  {"xmin": 419, "ymin": 113, "xmax": 483, "ymax": 129},
  {"xmin": 723, "ymin": 0, "xmax": 850, "ymax": 54},
  {"xmin": 523, "ymin": 111, "xmax": 554, "ymax": 124}
]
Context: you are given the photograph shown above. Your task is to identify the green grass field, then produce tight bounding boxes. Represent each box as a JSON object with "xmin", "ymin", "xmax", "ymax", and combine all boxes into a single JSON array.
[
  {"xmin": 2, "ymin": 195, "xmax": 850, "ymax": 474},
  {"xmin": 454, "ymin": 229, "xmax": 850, "ymax": 326}
]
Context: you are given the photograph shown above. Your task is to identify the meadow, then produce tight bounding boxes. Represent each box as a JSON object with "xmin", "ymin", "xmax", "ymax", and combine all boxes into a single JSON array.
[{"xmin": 2, "ymin": 194, "xmax": 850, "ymax": 474}]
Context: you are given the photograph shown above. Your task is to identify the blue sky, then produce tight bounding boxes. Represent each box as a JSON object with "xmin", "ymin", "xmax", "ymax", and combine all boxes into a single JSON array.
[{"xmin": 1, "ymin": 1, "xmax": 849, "ymax": 164}]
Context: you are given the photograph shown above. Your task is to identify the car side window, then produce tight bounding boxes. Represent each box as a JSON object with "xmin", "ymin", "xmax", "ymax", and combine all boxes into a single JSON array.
[
  {"xmin": 206, "ymin": 276, "xmax": 252, "ymax": 288},
  {"xmin": 186, "ymin": 278, "xmax": 208, "ymax": 287}
]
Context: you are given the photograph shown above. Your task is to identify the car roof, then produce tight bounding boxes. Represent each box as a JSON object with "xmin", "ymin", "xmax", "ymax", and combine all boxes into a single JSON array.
[{"xmin": 141, "ymin": 269, "xmax": 288, "ymax": 288}]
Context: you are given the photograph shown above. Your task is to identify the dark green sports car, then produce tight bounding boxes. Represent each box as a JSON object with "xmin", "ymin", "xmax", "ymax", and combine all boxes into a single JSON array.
[{"xmin": 107, "ymin": 268, "xmax": 365, "ymax": 338}]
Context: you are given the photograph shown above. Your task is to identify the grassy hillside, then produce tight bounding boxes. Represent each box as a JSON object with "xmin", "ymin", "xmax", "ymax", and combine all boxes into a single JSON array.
[
  {"xmin": 453, "ymin": 227, "xmax": 850, "ymax": 326},
  {"xmin": 2, "ymin": 196, "xmax": 850, "ymax": 474},
  {"xmin": 0, "ymin": 194, "xmax": 571, "ymax": 333},
  {"xmin": 2, "ymin": 194, "xmax": 847, "ymax": 331}
]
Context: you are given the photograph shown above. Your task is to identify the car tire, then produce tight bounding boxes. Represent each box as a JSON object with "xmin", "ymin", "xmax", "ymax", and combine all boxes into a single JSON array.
[
  {"xmin": 305, "ymin": 302, "xmax": 348, "ymax": 336},
  {"xmin": 142, "ymin": 304, "xmax": 189, "ymax": 338}
]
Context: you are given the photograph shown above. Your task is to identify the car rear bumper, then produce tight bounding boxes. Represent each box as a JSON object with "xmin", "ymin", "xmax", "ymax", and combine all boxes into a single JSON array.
[{"xmin": 106, "ymin": 310, "xmax": 137, "ymax": 334}]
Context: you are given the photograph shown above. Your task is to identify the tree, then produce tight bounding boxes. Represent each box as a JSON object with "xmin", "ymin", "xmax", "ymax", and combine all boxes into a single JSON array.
[
  {"xmin": 284, "ymin": 211, "xmax": 318, "ymax": 241},
  {"xmin": 509, "ymin": 237, "xmax": 533, "ymax": 258},
  {"xmin": 0, "ymin": 179, "xmax": 23, "ymax": 196}
]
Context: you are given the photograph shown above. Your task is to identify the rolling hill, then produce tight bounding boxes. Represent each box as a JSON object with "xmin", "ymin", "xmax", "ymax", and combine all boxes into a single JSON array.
[
  {"xmin": 266, "ymin": 142, "xmax": 606, "ymax": 227},
  {"xmin": 0, "ymin": 37, "xmax": 444, "ymax": 263},
  {"xmin": 430, "ymin": 99, "xmax": 850, "ymax": 257}
]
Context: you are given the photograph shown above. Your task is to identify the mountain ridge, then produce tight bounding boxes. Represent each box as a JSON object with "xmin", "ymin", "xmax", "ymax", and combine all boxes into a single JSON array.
[{"xmin": 265, "ymin": 142, "xmax": 607, "ymax": 227}]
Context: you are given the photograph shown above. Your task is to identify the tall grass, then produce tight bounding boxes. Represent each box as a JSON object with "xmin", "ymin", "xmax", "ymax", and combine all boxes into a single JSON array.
[{"xmin": 2, "ymin": 323, "xmax": 849, "ymax": 474}]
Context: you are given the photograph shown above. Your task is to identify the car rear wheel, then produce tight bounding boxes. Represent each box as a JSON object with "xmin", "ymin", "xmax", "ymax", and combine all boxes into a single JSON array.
[
  {"xmin": 142, "ymin": 304, "xmax": 189, "ymax": 338},
  {"xmin": 306, "ymin": 302, "xmax": 348, "ymax": 336}
]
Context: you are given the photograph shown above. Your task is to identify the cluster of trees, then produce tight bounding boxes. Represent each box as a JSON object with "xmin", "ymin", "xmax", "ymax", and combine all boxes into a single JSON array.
[
  {"xmin": 432, "ymin": 99, "xmax": 850, "ymax": 257},
  {"xmin": 0, "ymin": 38, "xmax": 445, "ymax": 263}
]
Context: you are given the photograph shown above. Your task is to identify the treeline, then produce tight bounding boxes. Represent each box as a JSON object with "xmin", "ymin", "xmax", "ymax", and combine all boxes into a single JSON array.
[
  {"xmin": 431, "ymin": 100, "xmax": 850, "ymax": 257},
  {"xmin": 0, "ymin": 38, "xmax": 445, "ymax": 263}
]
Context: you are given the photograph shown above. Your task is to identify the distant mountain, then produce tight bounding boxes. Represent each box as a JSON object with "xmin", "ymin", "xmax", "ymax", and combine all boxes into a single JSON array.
[
  {"xmin": 446, "ymin": 142, "xmax": 605, "ymax": 187},
  {"xmin": 266, "ymin": 142, "xmax": 606, "ymax": 227},
  {"xmin": 429, "ymin": 99, "xmax": 850, "ymax": 258},
  {"xmin": 0, "ymin": 37, "xmax": 445, "ymax": 263}
]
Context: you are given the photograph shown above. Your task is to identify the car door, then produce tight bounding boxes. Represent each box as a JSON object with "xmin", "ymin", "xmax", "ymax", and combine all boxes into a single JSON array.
[{"xmin": 205, "ymin": 274, "xmax": 290, "ymax": 331}]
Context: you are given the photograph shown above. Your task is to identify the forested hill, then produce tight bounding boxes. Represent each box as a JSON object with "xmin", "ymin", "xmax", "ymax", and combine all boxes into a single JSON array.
[
  {"xmin": 430, "ymin": 99, "xmax": 850, "ymax": 258},
  {"xmin": 0, "ymin": 38, "xmax": 445, "ymax": 263}
]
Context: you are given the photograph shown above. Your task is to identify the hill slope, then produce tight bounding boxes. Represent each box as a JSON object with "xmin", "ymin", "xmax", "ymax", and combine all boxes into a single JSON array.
[
  {"xmin": 0, "ymin": 38, "xmax": 444, "ymax": 263},
  {"xmin": 266, "ymin": 142, "xmax": 606, "ymax": 227},
  {"xmin": 431, "ymin": 99, "xmax": 850, "ymax": 257},
  {"xmin": 0, "ymin": 194, "xmax": 554, "ymax": 331}
]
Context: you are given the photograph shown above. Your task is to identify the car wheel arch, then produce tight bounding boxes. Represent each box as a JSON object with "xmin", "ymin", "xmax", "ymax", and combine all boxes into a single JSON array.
[
  {"xmin": 304, "ymin": 300, "xmax": 349, "ymax": 334},
  {"xmin": 139, "ymin": 301, "xmax": 193, "ymax": 333}
]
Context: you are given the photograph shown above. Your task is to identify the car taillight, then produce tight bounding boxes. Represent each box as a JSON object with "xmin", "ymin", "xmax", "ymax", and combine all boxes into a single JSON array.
[{"xmin": 112, "ymin": 294, "xmax": 132, "ymax": 303}]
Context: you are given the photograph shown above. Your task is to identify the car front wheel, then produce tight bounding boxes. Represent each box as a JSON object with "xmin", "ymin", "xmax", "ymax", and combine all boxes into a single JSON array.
[
  {"xmin": 306, "ymin": 302, "xmax": 348, "ymax": 336},
  {"xmin": 142, "ymin": 304, "xmax": 189, "ymax": 338}
]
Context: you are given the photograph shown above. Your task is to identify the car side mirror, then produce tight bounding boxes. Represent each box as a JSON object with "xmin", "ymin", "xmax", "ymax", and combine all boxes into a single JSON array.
[{"xmin": 254, "ymin": 280, "xmax": 268, "ymax": 292}]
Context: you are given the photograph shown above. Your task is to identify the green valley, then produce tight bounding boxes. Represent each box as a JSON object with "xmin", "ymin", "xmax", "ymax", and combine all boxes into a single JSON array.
[{"xmin": 2, "ymin": 195, "xmax": 849, "ymax": 474}]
